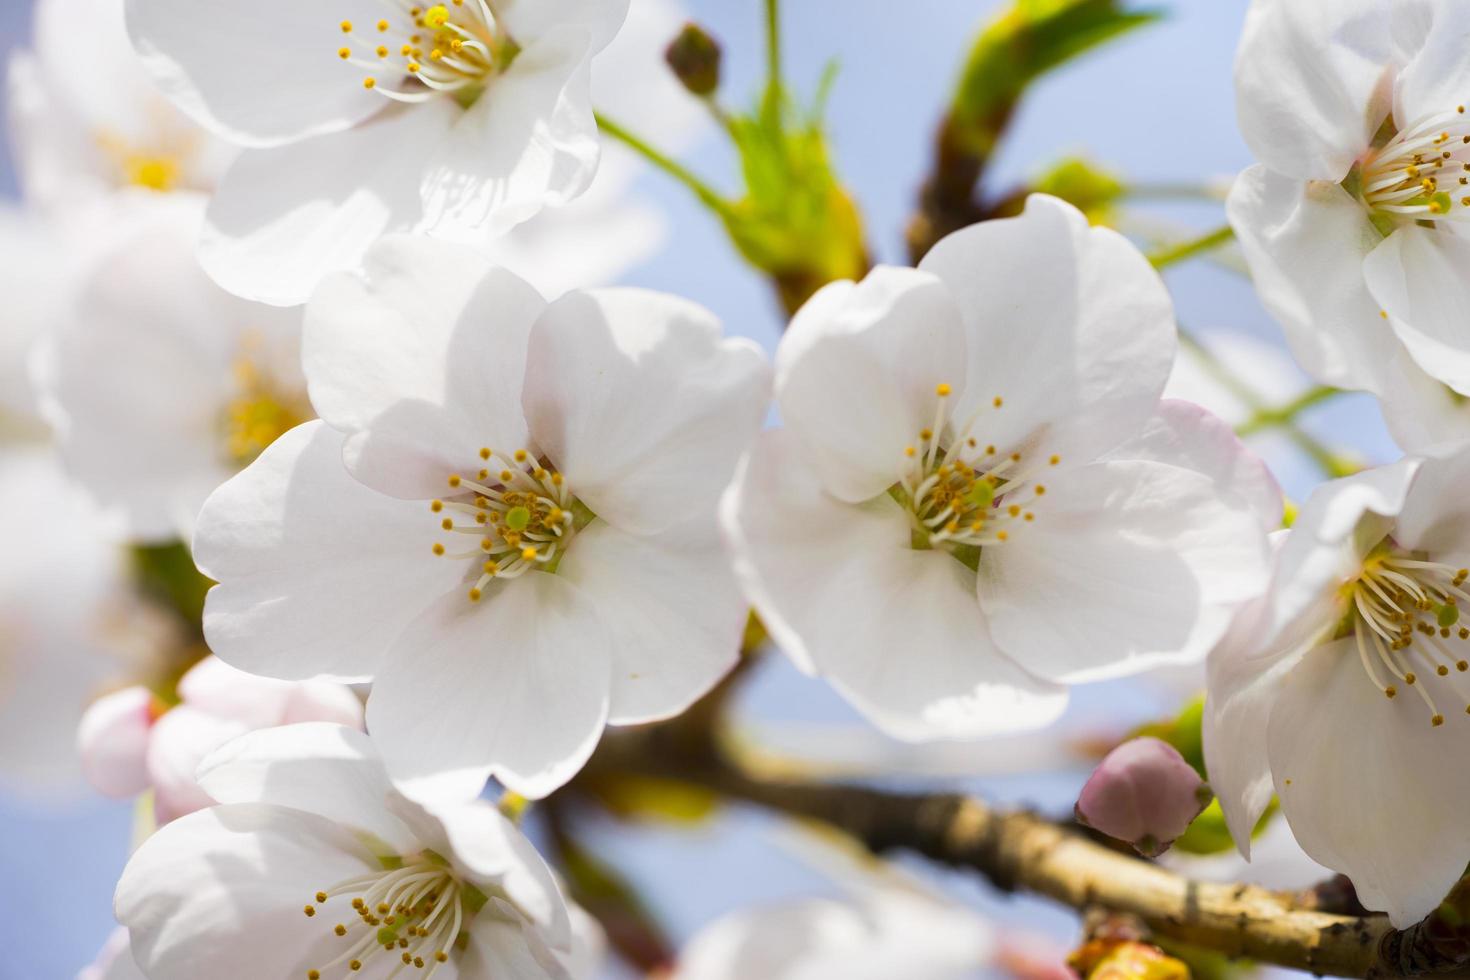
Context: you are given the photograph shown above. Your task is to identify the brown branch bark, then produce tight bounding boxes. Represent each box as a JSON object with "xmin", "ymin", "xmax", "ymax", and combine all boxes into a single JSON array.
[{"xmin": 580, "ymin": 726, "xmax": 1470, "ymax": 979}]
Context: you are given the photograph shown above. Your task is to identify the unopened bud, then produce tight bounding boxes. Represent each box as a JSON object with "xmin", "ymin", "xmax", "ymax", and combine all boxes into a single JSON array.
[
  {"xmin": 1075, "ymin": 737, "xmax": 1212, "ymax": 857},
  {"xmin": 665, "ymin": 23, "xmax": 721, "ymax": 96}
]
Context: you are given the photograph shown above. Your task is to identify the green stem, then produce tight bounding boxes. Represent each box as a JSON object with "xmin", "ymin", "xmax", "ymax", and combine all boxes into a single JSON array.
[
  {"xmin": 595, "ymin": 112, "xmax": 736, "ymax": 221},
  {"xmin": 1178, "ymin": 331, "xmax": 1355, "ymax": 479},
  {"xmin": 1148, "ymin": 224, "xmax": 1235, "ymax": 271}
]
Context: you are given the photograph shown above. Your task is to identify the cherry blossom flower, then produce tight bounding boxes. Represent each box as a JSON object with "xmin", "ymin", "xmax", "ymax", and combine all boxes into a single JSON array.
[
  {"xmin": 6, "ymin": 0, "xmax": 234, "ymax": 211},
  {"xmin": 193, "ymin": 236, "xmax": 770, "ymax": 800},
  {"xmin": 0, "ymin": 208, "xmax": 71, "ymax": 433},
  {"xmin": 673, "ymin": 893, "xmax": 991, "ymax": 980},
  {"xmin": 1228, "ymin": 0, "xmax": 1470, "ymax": 447},
  {"xmin": 78, "ymin": 655, "xmax": 363, "ymax": 824},
  {"xmin": 36, "ymin": 195, "xmax": 308, "ymax": 543},
  {"xmin": 124, "ymin": 0, "xmax": 631, "ymax": 305},
  {"xmin": 1205, "ymin": 449, "xmax": 1470, "ymax": 926},
  {"xmin": 723, "ymin": 194, "xmax": 1278, "ymax": 742},
  {"xmin": 114, "ymin": 723, "xmax": 597, "ymax": 979}
]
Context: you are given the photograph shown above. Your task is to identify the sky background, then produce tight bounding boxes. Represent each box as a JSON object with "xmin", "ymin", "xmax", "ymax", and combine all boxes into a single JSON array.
[{"xmin": 0, "ymin": 1, "xmax": 1405, "ymax": 977}]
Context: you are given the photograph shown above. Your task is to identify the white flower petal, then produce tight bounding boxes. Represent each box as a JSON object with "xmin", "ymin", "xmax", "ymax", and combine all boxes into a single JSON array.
[
  {"xmin": 494, "ymin": 0, "xmax": 630, "ymax": 51},
  {"xmin": 918, "ymin": 194, "xmax": 1175, "ymax": 465},
  {"xmin": 421, "ymin": 27, "xmax": 597, "ymax": 241},
  {"xmin": 80, "ymin": 928, "xmax": 144, "ymax": 980},
  {"xmin": 123, "ymin": 0, "xmax": 385, "ymax": 146},
  {"xmin": 369, "ymin": 573, "xmax": 611, "ymax": 801},
  {"xmin": 305, "ymin": 236, "xmax": 543, "ymax": 498},
  {"xmin": 1234, "ymin": 0, "xmax": 1393, "ymax": 181},
  {"xmin": 724, "ymin": 431, "xmax": 1067, "ymax": 741},
  {"xmin": 464, "ymin": 914, "xmax": 574, "ymax": 980},
  {"xmin": 195, "ymin": 723, "xmax": 418, "ymax": 854},
  {"xmin": 559, "ymin": 518, "xmax": 743, "ymax": 725},
  {"xmin": 1392, "ymin": 0, "xmax": 1470, "ymax": 127},
  {"xmin": 1103, "ymin": 399, "xmax": 1283, "ymax": 529},
  {"xmin": 979, "ymin": 459, "xmax": 1270, "ymax": 684},
  {"xmin": 1374, "ymin": 353, "xmax": 1470, "ymax": 454},
  {"xmin": 1363, "ymin": 225, "xmax": 1470, "ymax": 396},
  {"xmin": 1228, "ymin": 165, "xmax": 1402, "ymax": 392},
  {"xmin": 524, "ymin": 287, "xmax": 770, "ymax": 535},
  {"xmin": 195, "ymin": 421, "xmax": 465, "ymax": 682},
  {"xmin": 115, "ymin": 803, "xmax": 376, "ymax": 980},
  {"xmin": 200, "ymin": 101, "xmax": 455, "ymax": 307},
  {"xmin": 776, "ymin": 267, "xmax": 969, "ymax": 503},
  {"xmin": 77, "ymin": 686, "xmax": 154, "ymax": 799},
  {"xmin": 1268, "ymin": 638, "xmax": 1470, "ymax": 927},
  {"xmin": 1395, "ymin": 446, "xmax": 1470, "ymax": 555}
]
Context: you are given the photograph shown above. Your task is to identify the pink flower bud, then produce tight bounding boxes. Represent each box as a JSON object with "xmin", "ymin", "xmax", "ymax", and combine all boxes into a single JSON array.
[{"xmin": 1075, "ymin": 737, "xmax": 1211, "ymax": 857}]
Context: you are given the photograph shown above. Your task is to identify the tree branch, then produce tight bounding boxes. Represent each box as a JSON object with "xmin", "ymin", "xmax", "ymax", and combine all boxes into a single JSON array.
[{"xmin": 581, "ymin": 726, "xmax": 1470, "ymax": 979}]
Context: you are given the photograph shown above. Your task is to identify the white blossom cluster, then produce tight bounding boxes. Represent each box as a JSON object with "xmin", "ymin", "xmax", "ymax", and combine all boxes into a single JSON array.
[{"xmin": 2, "ymin": 0, "xmax": 1470, "ymax": 975}]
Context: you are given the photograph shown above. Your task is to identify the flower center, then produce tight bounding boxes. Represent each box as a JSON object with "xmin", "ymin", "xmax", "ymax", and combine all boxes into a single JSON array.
[
  {"xmin": 1348, "ymin": 550, "xmax": 1470, "ymax": 726},
  {"xmin": 338, "ymin": 1, "xmax": 509, "ymax": 103},
  {"xmin": 301, "ymin": 855, "xmax": 478, "ymax": 978},
  {"xmin": 893, "ymin": 384, "xmax": 1058, "ymax": 567},
  {"xmin": 221, "ymin": 342, "xmax": 310, "ymax": 466},
  {"xmin": 1358, "ymin": 107, "xmax": 1470, "ymax": 223},
  {"xmin": 95, "ymin": 130, "xmax": 193, "ymax": 192},
  {"xmin": 431, "ymin": 447, "xmax": 593, "ymax": 601}
]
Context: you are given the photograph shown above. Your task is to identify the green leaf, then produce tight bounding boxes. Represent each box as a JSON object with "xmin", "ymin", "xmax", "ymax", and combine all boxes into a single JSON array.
[{"xmin": 951, "ymin": 0, "xmax": 1164, "ymax": 155}]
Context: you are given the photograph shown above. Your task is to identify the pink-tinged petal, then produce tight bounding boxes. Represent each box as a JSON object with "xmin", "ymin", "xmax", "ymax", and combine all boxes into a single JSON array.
[
  {"xmin": 919, "ymin": 194, "xmax": 1176, "ymax": 466},
  {"xmin": 493, "ymin": 0, "xmax": 630, "ymax": 52},
  {"xmin": 420, "ymin": 27, "xmax": 597, "ymax": 241},
  {"xmin": 1227, "ymin": 166, "xmax": 1400, "ymax": 393},
  {"xmin": 77, "ymin": 686, "xmax": 154, "ymax": 799},
  {"xmin": 776, "ymin": 267, "xmax": 969, "ymax": 503},
  {"xmin": 723, "ymin": 431, "xmax": 1067, "ymax": 741},
  {"xmin": 524, "ymin": 287, "xmax": 770, "ymax": 535},
  {"xmin": 199, "ymin": 101, "xmax": 455, "ymax": 307},
  {"xmin": 1268, "ymin": 638, "xmax": 1470, "ymax": 928},
  {"xmin": 123, "ymin": 0, "xmax": 385, "ymax": 147},
  {"xmin": 1363, "ymin": 225, "xmax": 1470, "ymax": 396},
  {"xmin": 305, "ymin": 236, "xmax": 543, "ymax": 498},
  {"xmin": 115, "ymin": 803, "xmax": 378, "ymax": 980},
  {"xmin": 195, "ymin": 724, "xmax": 418, "ymax": 854},
  {"xmin": 145, "ymin": 705, "xmax": 249, "ymax": 823},
  {"xmin": 194, "ymin": 421, "xmax": 465, "ymax": 683},
  {"xmin": 1076, "ymin": 737, "xmax": 1210, "ymax": 857},
  {"xmin": 1103, "ymin": 400, "xmax": 1283, "ymax": 529},
  {"xmin": 281, "ymin": 682, "xmax": 365, "ymax": 729},
  {"xmin": 369, "ymin": 573, "xmax": 612, "ymax": 801},
  {"xmin": 79, "ymin": 928, "xmax": 144, "ymax": 980},
  {"xmin": 1234, "ymin": 0, "xmax": 1393, "ymax": 181},
  {"xmin": 979, "ymin": 460, "xmax": 1270, "ymax": 684},
  {"xmin": 176, "ymin": 656, "xmax": 296, "ymax": 729},
  {"xmin": 559, "ymin": 517, "xmax": 744, "ymax": 726}
]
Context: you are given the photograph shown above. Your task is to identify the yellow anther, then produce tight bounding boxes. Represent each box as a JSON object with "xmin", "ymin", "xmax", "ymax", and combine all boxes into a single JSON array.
[
  {"xmin": 424, "ymin": 4, "xmax": 451, "ymax": 28},
  {"xmin": 1049, "ymin": 454, "xmax": 1061, "ymax": 465},
  {"xmin": 304, "ymin": 905, "xmax": 317, "ymax": 917},
  {"xmin": 993, "ymin": 396, "xmax": 1003, "ymax": 408},
  {"xmin": 480, "ymin": 447, "xmax": 492, "ymax": 460},
  {"xmin": 432, "ymin": 543, "xmax": 445, "ymax": 556},
  {"xmin": 364, "ymin": 78, "xmax": 377, "ymax": 89},
  {"xmin": 514, "ymin": 449, "xmax": 529, "ymax": 462},
  {"xmin": 1034, "ymin": 485, "xmax": 1047, "ymax": 495},
  {"xmin": 448, "ymin": 474, "xmax": 462, "ymax": 487},
  {"xmin": 341, "ymin": 20, "xmax": 353, "ymax": 32},
  {"xmin": 441, "ymin": 518, "xmax": 453, "ymax": 531},
  {"xmin": 339, "ymin": 47, "xmax": 351, "ymax": 59},
  {"xmin": 996, "ymin": 530, "xmax": 1009, "ymax": 541},
  {"xmin": 904, "ymin": 446, "xmax": 917, "ymax": 458},
  {"xmin": 936, "ymin": 383, "xmax": 952, "ymax": 397},
  {"xmin": 407, "ymin": 62, "xmax": 421, "ymax": 72},
  {"xmin": 1386, "ymin": 686, "xmax": 1398, "ymax": 698},
  {"xmin": 1433, "ymin": 713, "xmax": 1445, "ymax": 727},
  {"xmin": 377, "ymin": 18, "xmax": 390, "ymax": 30},
  {"xmin": 522, "ymin": 547, "xmax": 538, "ymax": 561},
  {"xmin": 376, "ymin": 45, "xmax": 388, "ymax": 56},
  {"xmin": 431, "ymin": 500, "xmax": 444, "ymax": 512},
  {"xmin": 335, "ymin": 924, "xmax": 347, "ymax": 936}
]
